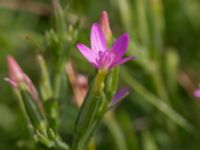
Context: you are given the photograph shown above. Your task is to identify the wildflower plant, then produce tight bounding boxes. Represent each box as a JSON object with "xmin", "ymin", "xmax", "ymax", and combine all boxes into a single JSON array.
[
  {"xmin": 5, "ymin": 1, "xmax": 134, "ymax": 150},
  {"xmin": 3, "ymin": 0, "xmax": 200, "ymax": 150}
]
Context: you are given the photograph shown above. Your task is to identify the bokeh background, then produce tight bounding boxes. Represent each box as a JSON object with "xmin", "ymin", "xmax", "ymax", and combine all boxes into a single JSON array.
[{"xmin": 1, "ymin": 0, "xmax": 200, "ymax": 149}]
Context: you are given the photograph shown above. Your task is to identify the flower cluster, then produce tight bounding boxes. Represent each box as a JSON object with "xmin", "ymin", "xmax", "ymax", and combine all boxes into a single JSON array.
[{"xmin": 5, "ymin": 9, "xmax": 134, "ymax": 150}]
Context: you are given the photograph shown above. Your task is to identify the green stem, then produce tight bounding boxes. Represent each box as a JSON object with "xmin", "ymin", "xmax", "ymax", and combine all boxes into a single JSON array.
[
  {"xmin": 53, "ymin": 60, "xmax": 66, "ymax": 98},
  {"xmin": 37, "ymin": 55, "xmax": 53, "ymax": 101},
  {"xmin": 20, "ymin": 89, "xmax": 47, "ymax": 134},
  {"xmin": 54, "ymin": 69, "xmax": 63, "ymax": 99},
  {"xmin": 72, "ymin": 69, "xmax": 108, "ymax": 150},
  {"xmin": 14, "ymin": 90, "xmax": 34, "ymax": 135}
]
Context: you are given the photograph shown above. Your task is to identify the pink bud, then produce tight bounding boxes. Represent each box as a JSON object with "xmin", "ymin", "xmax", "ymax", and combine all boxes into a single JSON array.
[
  {"xmin": 99, "ymin": 10, "xmax": 112, "ymax": 43},
  {"xmin": 6, "ymin": 55, "xmax": 25, "ymax": 87},
  {"xmin": 5, "ymin": 55, "xmax": 39, "ymax": 102},
  {"xmin": 76, "ymin": 74, "xmax": 88, "ymax": 107},
  {"xmin": 66, "ymin": 61, "xmax": 88, "ymax": 107},
  {"xmin": 194, "ymin": 88, "xmax": 200, "ymax": 98},
  {"xmin": 77, "ymin": 75, "xmax": 88, "ymax": 90}
]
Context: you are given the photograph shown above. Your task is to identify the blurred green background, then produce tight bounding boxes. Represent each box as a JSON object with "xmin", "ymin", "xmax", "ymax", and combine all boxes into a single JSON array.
[{"xmin": 1, "ymin": 0, "xmax": 200, "ymax": 149}]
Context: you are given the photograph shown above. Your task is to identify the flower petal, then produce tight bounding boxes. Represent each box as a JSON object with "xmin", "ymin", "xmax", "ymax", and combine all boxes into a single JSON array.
[
  {"xmin": 77, "ymin": 43, "xmax": 98, "ymax": 67},
  {"xmin": 111, "ymin": 88, "xmax": 129, "ymax": 105},
  {"xmin": 113, "ymin": 56, "xmax": 135, "ymax": 67},
  {"xmin": 112, "ymin": 33, "xmax": 129, "ymax": 58},
  {"xmin": 194, "ymin": 89, "xmax": 200, "ymax": 98},
  {"xmin": 90, "ymin": 23, "xmax": 107, "ymax": 52},
  {"xmin": 7, "ymin": 55, "xmax": 24, "ymax": 83},
  {"xmin": 99, "ymin": 11, "xmax": 112, "ymax": 42},
  {"xmin": 4, "ymin": 77, "xmax": 18, "ymax": 87}
]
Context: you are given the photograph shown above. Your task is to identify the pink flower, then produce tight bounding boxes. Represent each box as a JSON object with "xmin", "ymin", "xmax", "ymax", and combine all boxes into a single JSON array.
[
  {"xmin": 5, "ymin": 55, "xmax": 39, "ymax": 102},
  {"xmin": 77, "ymin": 23, "xmax": 135, "ymax": 70},
  {"xmin": 194, "ymin": 88, "xmax": 200, "ymax": 98}
]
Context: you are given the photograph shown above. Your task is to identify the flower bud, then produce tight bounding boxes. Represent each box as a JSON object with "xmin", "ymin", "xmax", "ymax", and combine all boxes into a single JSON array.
[
  {"xmin": 66, "ymin": 61, "xmax": 88, "ymax": 107},
  {"xmin": 194, "ymin": 88, "xmax": 200, "ymax": 98},
  {"xmin": 5, "ymin": 55, "xmax": 40, "ymax": 104},
  {"xmin": 99, "ymin": 10, "xmax": 112, "ymax": 43},
  {"xmin": 76, "ymin": 74, "xmax": 88, "ymax": 107}
]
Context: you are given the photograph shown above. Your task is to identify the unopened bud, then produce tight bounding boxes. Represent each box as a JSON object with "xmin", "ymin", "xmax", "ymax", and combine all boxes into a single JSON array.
[
  {"xmin": 66, "ymin": 61, "xmax": 88, "ymax": 107},
  {"xmin": 5, "ymin": 55, "xmax": 40, "ymax": 106},
  {"xmin": 194, "ymin": 88, "xmax": 200, "ymax": 98},
  {"xmin": 76, "ymin": 74, "xmax": 88, "ymax": 107},
  {"xmin": 99, "ymin": 10, "xmax": 112, "ymax": 43}
]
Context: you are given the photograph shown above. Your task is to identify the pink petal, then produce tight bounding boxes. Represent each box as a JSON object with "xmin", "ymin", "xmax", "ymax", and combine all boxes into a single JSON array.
[
  {"xmin": 7, "ymin": 55, "xmax": 24, "ymax": 83},
  {"xmin": 77, "ymin": 43, "xmax": 98, "ymax": 67},
  {"xmin": 112, "ymin": 33, "xmax": 129, "ymax": 58},
  {"xmin": 112, "ymin": 56, "xmax": 135, "ymax": 68},
  {"xmin": 4, "ymin": 77, "xmax": 18, "ymax": 87},
  {"xmin": 90, "ymin": 23, "xmax": 107, "ymax": 52},
  {"xmin": 99, "ymin": 11, "xmax": 112, "ymax": 42},
  {"xmin": 112, "ymin": 88, "xmax": 129, "ymax": 105},
  {"xmin": 194, "ymin": 89, "xmax": 200, "ymax": 98}
]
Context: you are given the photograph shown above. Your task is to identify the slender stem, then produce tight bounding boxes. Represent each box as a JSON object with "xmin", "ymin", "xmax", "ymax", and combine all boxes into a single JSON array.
[
  {"xmin": 72, "ymin": 69, "xmax": 108, "ymax": 150},
  {"xmin": 37, "ymin": 55, "xmax": 53, "ymax": 101},
  {"xmin": 53, "ymin": 68, "xmax": 63, "ymax": 99},
  {"xmin": 14, "ymin": 90, "xmax": 34, "ymax": 135}
]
